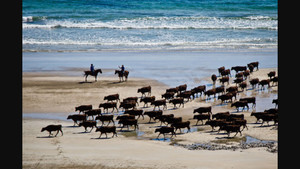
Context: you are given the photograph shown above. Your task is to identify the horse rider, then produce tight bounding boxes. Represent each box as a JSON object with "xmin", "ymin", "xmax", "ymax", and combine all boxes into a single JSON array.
[
  {"xmin": 90, "ymin": 64, "xmax": 95, "ymax": 73},
  {"xmin": 119, "ymin": 65, "xmax": 125, "ymax": 76}
]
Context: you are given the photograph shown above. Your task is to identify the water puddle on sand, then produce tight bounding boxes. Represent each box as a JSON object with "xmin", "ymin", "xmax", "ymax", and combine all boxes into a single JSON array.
[{"xmin": 242, "ymin": 135, "xmax": 276, "ymax": 144}]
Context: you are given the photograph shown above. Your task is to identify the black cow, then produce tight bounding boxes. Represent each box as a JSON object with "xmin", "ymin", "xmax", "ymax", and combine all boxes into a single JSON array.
[
  {"xmin": 41, "ymin": 125, "xmax": 63, "ymax": 137},
  {"xmin": 155, "ymin": 126, "xmax": 176, "ymax": 139}
]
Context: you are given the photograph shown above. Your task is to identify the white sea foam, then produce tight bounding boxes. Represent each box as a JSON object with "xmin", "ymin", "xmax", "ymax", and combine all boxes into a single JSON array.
[{"xmin": 22, "ymin": 16, "xmax": 277, "ymax": 30}]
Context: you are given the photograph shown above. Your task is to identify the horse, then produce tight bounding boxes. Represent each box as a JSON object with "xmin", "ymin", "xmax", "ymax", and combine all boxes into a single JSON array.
[
  {"xmin": 115, "ymin": 70, "xmax": 129, "ymax": 82},
  {"xmin": 84, "ymin": 69, "xmax": 102, "ymax": 82}
]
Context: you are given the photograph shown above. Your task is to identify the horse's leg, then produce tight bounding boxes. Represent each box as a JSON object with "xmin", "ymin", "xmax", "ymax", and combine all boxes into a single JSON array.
[
  {"xmin": 95, "ymin": 75, "xmax": 97, "ymax": 82},
  {"xmin": 85, "ymin": 75, "xmax": 88, "ymax": 82}
]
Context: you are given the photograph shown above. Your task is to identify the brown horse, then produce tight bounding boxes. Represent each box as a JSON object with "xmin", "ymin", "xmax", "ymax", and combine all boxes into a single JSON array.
[
  {"xmin": 115, "ymin": 70, "xmax": 129, "ymax": 82},
  {"xmin": 84, "ymin": 69, "xmax": 102, "ymax": 82}
]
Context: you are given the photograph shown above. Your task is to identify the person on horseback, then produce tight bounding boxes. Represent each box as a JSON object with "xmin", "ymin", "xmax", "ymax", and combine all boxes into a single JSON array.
[
  {"xmin": 119, "ymin": 65, "xmax": 125, "ymax": 76},
  {"xmin": 90, "ymin": 64, "xmax": 95, "ymax": 73}
]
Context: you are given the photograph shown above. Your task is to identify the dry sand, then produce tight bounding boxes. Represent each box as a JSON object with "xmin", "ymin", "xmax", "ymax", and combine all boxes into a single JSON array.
[{"xmin": 23, "ymin": 68, "xmax": 278, "ymax": 169}]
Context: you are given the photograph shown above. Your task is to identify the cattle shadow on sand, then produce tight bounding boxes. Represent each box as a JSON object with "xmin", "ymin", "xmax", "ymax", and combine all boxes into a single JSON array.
[
  {"xmin": 90, "ymin": 137, "xmax": 111, "ymax": 140},
  {"xmin": 78, "ymin": 81, "xmax": 93, "ymax": 84},
  {"xmin": 36, "ymin": 136, "xmax": 57, "ymax": 138}
]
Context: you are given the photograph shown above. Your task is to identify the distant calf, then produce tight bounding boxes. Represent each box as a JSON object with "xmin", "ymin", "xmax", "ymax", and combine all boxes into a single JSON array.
[
  {"xmin": 95, "ymin": 126, "xmax": 117, "ymax": 138},
  {"xmin": 41, "ymin": 125, "xmax": 63, "ymax": 137}
]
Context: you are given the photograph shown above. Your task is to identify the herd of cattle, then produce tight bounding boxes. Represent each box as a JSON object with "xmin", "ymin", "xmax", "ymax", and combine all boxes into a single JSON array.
[{"xmin": 41, "ymin": 61, "xmax": 278, "ymax": 140}]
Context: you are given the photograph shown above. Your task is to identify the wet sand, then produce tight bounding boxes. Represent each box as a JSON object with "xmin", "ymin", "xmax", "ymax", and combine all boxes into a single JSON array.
[{"xmin": 23, "ymin": 68, "xmax": 277, "ymax": 169}]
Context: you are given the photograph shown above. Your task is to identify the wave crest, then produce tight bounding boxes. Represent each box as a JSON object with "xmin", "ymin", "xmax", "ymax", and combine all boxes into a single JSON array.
[{"xmin": 22, "ymin": 16, "xmax": 277, "ymax": 30}]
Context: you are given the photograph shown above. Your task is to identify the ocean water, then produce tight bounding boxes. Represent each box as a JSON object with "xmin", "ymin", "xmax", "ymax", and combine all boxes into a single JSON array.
[{"xmin": 22, "ymin": 0, "xmax": 277, "ymax": 52}]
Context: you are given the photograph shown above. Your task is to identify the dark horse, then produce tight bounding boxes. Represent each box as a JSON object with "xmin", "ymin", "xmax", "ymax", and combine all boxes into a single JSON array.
[
  {"xmin": 84, "ymin": 69, "xmax": 102, "ymax": 82},
  {"xmin": 115, "ymin": 70, "xmax": 129, "ymax": 82}
]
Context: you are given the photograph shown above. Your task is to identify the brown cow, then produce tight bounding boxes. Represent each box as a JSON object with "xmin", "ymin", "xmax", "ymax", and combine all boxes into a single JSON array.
[
  {"xmin": 124, "ymin": 109, "xmax": 144, "ymax": 120},
  {"xmin": 221, "ymin": 69, "xmax": 231, "ymax": 77},
  {"xmin": 231, "ymin": 101, "xmax": 249, "ymax": 112},
  {"xmin": 211, "ymin": 74, "xmax": 217, "ymax": 85},
  {"xmin": 137, "ymin": 86, "xmax": 151, "ymax": 97},
  {"xmin": 78, "ymin": 121, "xmax": 97, "ymax": 132},
  {"xmin": 223, "ymin": 125, "xmax": 242, "ymax": 137},
  {"xmin": 118, "ymin": 119, "xmax": 139, "ymax": 131},
  {"xmin": 259, "ymin": 79, "xmax": 270, "ymax": 90},
  {"xmin": 140, "ymin": 96, "xmax": 156, "ymax": 107},
  {"xmin": 119, "ymin": 101, "xmax": 136, "ymax": 111},
  {"xmin": 219, "ymin": 76, "xmax": 229, "ymax": 85},
  {"xmin": 99, "ymin": 102, "xmax": 118, "ymax": 113},
  {"xmin": 231, "ymin": 66, "xmax": 247, "ymax": 73},
  {"xmin": 191, "ymin": 85, "xmax": 206, "ymax": 98},
  {"xmin": 239, "ymin": 97, "xmax": 256, "ymax": 108},
  {"xmin": 177, "ymin": 84, "xmax": 187, "ymax": 93},
  {"xmin": 193, "ymin": 106, "xmax": 212, "ymax": 115},
  {"xmin": 85, "ymin": 109, "xmax": 102, "ymax": 120},
  {"xmin": 144, "ymin": 110, "xmax": 163, "ymax": 123},
  {"xmin": 247, "ymin": 61, "xmax": 259, "ymax": 71},
  {"xmin": 193, "ymin": 114, "xmax": 210, "ymax": 125},
  {"xmin": 268, "ymin": 71, "xmax": 276, "ymax": 79},
  {"xmin": 95, "ymin": 126, "xmax": 117, "ymax": 138},
  {"xmin": 104, "ymin": 94, "xmax": 120, "ymax": 103},
  {"xmin": 67, "ymin": 114, "xmax": 86, "ymax": 126},
  {"xmin": 218, "ymin": 66, "xmax": 225, "ymax": 76},
  {"xmin": 204, "ymin": 88, "xmax": 216, "ymax": 99},
  {"xmin": 171, "ymin": 121, "xmax": 190, "ymax": 133},
  {"xmin": 161, "ymin": 92, "xmax": 175, "ymax": 100},
  {"xmin": 95, "ymin": 115, "xmax": 115, "ymax": 126},
  {"xmin": 169, "ymin": 98, "xmax": 184, "ymax": 108},
  {"xmin": 151, "ymin": 99, "xmax": 167, "ymax": 110},
  {"xmin": 155, "ymin": 126, "xmax": 176, "ymax": 139},
  {"xmin": 75, "ymin": 105, "xmax": 92, "ymax": 114},
  {"xmin": 249, "ymin": 78, "xmax": 259, "ymax": 89},
  {"xmin": 218, "ymin": 93, "xmax": 233, "ymax": 104},
  {"xmin": 154, "ymin": 114, "xmax": 174, "ymax": 126}
]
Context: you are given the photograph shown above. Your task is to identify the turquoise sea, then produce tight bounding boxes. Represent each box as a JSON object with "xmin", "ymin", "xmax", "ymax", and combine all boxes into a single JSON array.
[{"xmin": 23, "ymin": 0, "xmax": 277, "ymax": 52}]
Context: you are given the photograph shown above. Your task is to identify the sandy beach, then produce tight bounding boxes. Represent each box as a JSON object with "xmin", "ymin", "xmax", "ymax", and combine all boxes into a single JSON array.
[{"xmin": 23, "ymin": 67, "xmax": 277, "ymax": 169}]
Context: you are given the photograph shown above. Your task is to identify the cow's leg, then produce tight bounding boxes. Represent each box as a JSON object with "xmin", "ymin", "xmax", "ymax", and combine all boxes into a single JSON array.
[
  {"xmin": 59, "ymin": 129, "xmax": 63, "ymax": 136},
  {"xmin": 157, "ymin": 133, "xmax": 161, "ymax": 139},
  {"xmin": 55, "ymin": 130, "xmax": 59, "ymax": 137},
  {"xmin": 227, "ymin": 131, "xmax": 230, "ymax": 137},
  {"xmin": 233, "ymin": 131, "xmax": 238, "ymax": 137}
]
